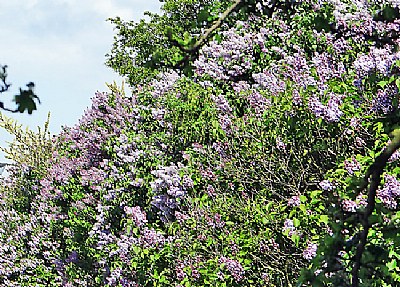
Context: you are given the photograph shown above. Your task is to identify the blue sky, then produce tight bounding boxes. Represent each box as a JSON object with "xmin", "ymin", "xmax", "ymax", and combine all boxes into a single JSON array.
[{"xmin": 0, "ymin": 0, "xmax": 161, "ymax": 162}]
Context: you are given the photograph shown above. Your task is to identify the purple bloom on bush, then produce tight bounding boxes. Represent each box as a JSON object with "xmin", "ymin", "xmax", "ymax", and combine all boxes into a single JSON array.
[
  {"xmin": 219, "ymin": 256, "xmax": 245, "ymax": 282},
  {"xmin": 124, "ymin": 206, "xmax": 147, "ymax": 227},
  {"xmin": 377, "ymin": 174, "xmax": 400, "ymax": 209},
  {"xmin": 319, "ymin": 179, "xmax": 334, "ymax": 191},
  {"xmin": 194, "ymin": 26, "xmax": 254, "ymax": 80},
  {"xmin": 247, "ymin": 91, "xmax": 271, "ymax": 116},
  {"xmin": 303, "ymin": 242, "xmax": 318, "ymax": 260},
  {"xmin": 212, "ymin": 94, "xmax": 233, "ymax": 114},
  {"xmin": 276, "ymin": 137, "xmax": 287, "ymax": 151},
  {"xmin": 372, "ymin": 88, "xmax": 395, "ymax": 115},
  {"xmin": 288, "ymin": 195, "xmax": 301, "ymax": 207},
  {"xmin": 150, "ymin": 70, "xmax": 180, "ymax": 98},
  {"xmin": 342, "ymin": 199, "xmax": 358, "ymax": 212},
  {"xmin": 139, "ymin": 227, "xmax": 165, "ymax": 249},
  {"xmin": 344, "ymin": 157, "xmax": 361, "ymax": 175},
  {"xmin": 283, "ymin": 219, "xmax": 296, "ymax": 236},
  {"xmin": 308, "ymin": 93, "xmax": 344, "ymax": 122}
]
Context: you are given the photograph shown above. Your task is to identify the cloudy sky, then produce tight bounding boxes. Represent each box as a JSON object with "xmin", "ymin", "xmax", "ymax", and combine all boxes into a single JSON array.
[{"xmin": 0, "ymin": 0, "xmax": 161, "ymax": 162}]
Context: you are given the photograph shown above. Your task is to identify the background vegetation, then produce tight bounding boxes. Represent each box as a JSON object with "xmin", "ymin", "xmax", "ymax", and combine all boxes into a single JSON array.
[{"xmin": 1, "ymin": 0, "xmax": 400, "ymax": 286}]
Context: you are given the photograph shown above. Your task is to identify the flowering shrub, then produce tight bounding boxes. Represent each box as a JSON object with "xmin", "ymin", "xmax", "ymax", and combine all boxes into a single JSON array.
[{"xmin": 1, "ymin": 0, "xmax": 400, "ymax": 286}]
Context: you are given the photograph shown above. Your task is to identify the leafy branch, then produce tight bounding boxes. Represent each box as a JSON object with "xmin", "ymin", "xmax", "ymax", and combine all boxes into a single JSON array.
[{"xmin": 0, "ymin": 65, "xmax": 40, "ymax": 114}]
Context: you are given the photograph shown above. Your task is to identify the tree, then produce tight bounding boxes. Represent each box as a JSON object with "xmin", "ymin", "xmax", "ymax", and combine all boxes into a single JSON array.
[
  {"xmin": 0, "ymin": 64, "xmax": 40, "ymax": 114},
  {"xmin": 1, "ymin": 1, "xmax": 400, "ymax": 286}
]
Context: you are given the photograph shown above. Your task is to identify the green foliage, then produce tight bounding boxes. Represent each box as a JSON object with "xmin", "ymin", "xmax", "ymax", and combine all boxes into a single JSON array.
[
  {"xmin": 0, "ymin": 112, "xmax": 53, "ymax": 208},
  {"xmin": 2, "ymin": 0, "xmax": 400, "ymax": 286}
]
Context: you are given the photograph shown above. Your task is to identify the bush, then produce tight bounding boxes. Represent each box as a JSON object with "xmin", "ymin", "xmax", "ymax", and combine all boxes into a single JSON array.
[{"xmin": 2, "ymin": 1, "xmax": 400, "ymax": 286}]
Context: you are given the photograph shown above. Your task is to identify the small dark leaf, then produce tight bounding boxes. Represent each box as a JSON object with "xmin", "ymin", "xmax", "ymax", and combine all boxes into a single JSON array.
[
  {"xmin": 14, "ymin": 87, "xmax": 39, "ymax": 114},
  {"xmin": 197, "ymin": 8, "xmax": 210, "ymax": 23}
]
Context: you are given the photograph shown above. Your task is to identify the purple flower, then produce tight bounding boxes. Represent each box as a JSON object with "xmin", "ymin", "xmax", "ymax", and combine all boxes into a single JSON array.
[
  {"xmin": 150, "ymin": 71, "xmax": 180, "ymax": 98},
  {"xmin": 308, "ymin": 93, "xmax": 344, "ymax": 123},
  {"xmin": 212, "ymin": 94, "xmax": 233, "ymax": 114},
  {"xmin": 139, "ymin": 227, "xmax": 165, "ymax": 249},
  {"xmin": 124, "ymin": 206, "xmax": 148, "ymax": 227},
  {"xmin": 276, "ymin": 137, "xmax": 286, "ymax": 151},
  {"xmin": 194, "ymin": 26, "xmax": 254, "ymax": 80},
  {"xmin": 319, "ymin": 180, "xmax": 334, "ymax": 191},
  {"xmin": 372, "ymin": 88, "xmax": 395, "ymax": 115},
  {"xmin": 252, "ymin": 70, "xmax": 286, "ymax": 95},
  {"xmin": 303, "ymin": 242, "xmax": 318, "ymax": 260},
  {"xmin": 283, "ymin": 219, "xmax": 296, "ymax": 236},
  {"xmin": 344, "ymin": 157, "xmax": 361, "ymax": 175},
  {"xmin": 377, "ymin": 174, "xmax": 400, "ymax": 209},
  {"xmin": 247, "ymin": 91, "xmax": 271, "ymax": 116},
  {"xmin": 65, "ymin": 251, "xmax": 78, "ymax": 264},
  {"xmin": 342, "ymin": 199, "xmax": 358, "ymax": 212},
  {"xmin": 288, "ymin": 195, "xmax": 301, "ymax": 207},
  {"xmin": 218, "ymin": 256, "xmax": 245, "ymax": 282}
]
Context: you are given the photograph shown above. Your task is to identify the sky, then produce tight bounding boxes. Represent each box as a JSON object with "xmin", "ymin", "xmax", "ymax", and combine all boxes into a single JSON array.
[{"xmin": 0, "ymin": 0, "xmax": 161, "ymax": 163}]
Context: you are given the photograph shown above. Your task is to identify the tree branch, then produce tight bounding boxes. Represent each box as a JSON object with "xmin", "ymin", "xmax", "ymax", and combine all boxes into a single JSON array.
[{"xmin": 352, "ymin": 129, "xmax": 400, "ymax": 287}]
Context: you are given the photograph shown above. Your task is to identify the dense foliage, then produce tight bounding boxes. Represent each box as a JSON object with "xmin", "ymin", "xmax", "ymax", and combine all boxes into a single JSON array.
[{"xmin": 1, "ymin": 0, "xmax": 400, "ymax": 286}]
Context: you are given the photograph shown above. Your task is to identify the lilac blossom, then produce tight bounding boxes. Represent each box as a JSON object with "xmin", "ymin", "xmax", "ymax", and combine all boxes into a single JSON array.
[
  {"xmin": 149, "ymin": 70, "xmax": 180, "ymax": 98},
  {"xmin": 308, "ymin": 93, "xmax": 344, "ymax": 123},
  {"xmin": 252, "ymin": 69, "xmax": 286, "ymax": 95},
  {"xmin": 219, "ymin": 114, "xmax": 233, "ymax": 135},
  {"xmin": 124, "ymin": 206, "xmax": 148, "ymax": 227},
  {"xmin": 292, "ymin": 90, "xmax": 302, "ymax": 106},
  {"xmin": 194, "ymin": 26, "xmax": 254, "ymax": 80},
  {"xmin": 232, "ymin": 81, "xmax": 250, "ymax": 93},
  {"xmin": 319, "ymin": 179, "xmax": 334, "ymax": 191},
  {"xmin": 312, "ymin": 52, "xmax": 346, "ymax": 82},
  {"xmin": 303, "ymin": 242, "xmax": 318, "ymax": 260},
  {"xmin": 247, "ymin": 91, "xmax": 271, "ymax": 116},
  {"xmin": 283, "ymin": 219, "xmax": 296, "ymax": 236},
  {"xmin": 139, "ymin": 227, "xmax": 166, "ymax": 249},
  {"xmin": 344, "ymin": 157, "xmax": 361, "ymax": 175},
  {"xmin": 354, "ymin": 48, "xmax": 399, "ymax": 78},
  {"xmin": 212, "ymin": 94, "xmax": 233, "ymax": 114},
  {"xmin": 377, "ymin": 174, "xmax": 400, "ymax": 209},
  {"xmin": 149, "ymin": 164, "xmax": 193, "ymax": 221},
  {"xmin": 283, "ymin": 52, "xmax": 317, "ymax": 89},
  {"xmin": 276, "ymin": 137, "xmax": 287, "ymax": 151},
  {"xmin": 288, "ymin": 195, "xmax": 301, "ymax": 207},
  {"xmin": 371, "ymin": 88, "xmax": 395, "ymax": 115},
  {"xmin": 218, "ymin": 256, "xmax": 245, "ymax": 282},
  {"xmin": 175, "ymin": 260, "xmax": 187, "ymax": 280},
  {"xmin": 342, "ymin": 199, "xmax": 358, "ymax": 212}
]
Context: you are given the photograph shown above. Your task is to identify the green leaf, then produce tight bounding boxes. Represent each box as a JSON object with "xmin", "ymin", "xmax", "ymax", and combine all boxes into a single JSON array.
[
  {"xmin": 387, "ymin": 259, "xmax": 397, "ymax": 271},
  {"xmin": 197, "ymin": 9, "xmax": 210, "ymax": 23},
  {"xmin": 319, "ymin": 215, "xmax": 329, "ymax": 224}
]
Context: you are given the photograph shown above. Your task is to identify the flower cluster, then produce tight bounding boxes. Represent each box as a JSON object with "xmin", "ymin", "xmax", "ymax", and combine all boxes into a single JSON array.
[
  {"xmin": 377, "ymin": 174, "xmax": 400, "ymax": 209},
  {"xmin": 308, "ymin": 93, "xmax": 344, "ymax": 123},
  {"xmin": 124, "ymin": 206, "xmax": 148, "ymax": 227},
  {"xmin": 283, "ymin": 219, "xmax": 297, "ymax": 237},
  {"xmin": 149, "ymin": 70, "xmax": 181, "ymax": 98},
  {"xmin": 288, "ymin": 195, "xmax": 301, "ymax": 207},
  {"xmin": 150, "ymin": 164, "xmax": 193, "ymax": 222},
  {"xmin": 319, "ymin": 179, "xmax": 335, "ymax": 191},
  {"xmin": 218, "ymin": 256, "xmax": 245, "ymax": 282},
  {"xmin": 344, "ymin": 157, "xmax": 361, "ymax": 175},
  {"xmin": 194, "ymin": 26, "xmax": 254, "ymax": 80},
  {"xmin": 303, "ymin": 242, "xmax": 318, "ymax": 260}
]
